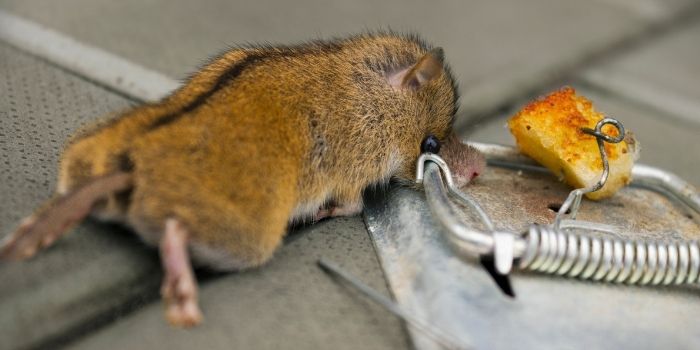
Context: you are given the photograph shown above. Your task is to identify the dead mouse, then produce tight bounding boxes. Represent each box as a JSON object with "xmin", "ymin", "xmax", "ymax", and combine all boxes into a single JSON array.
[{"xmin": 0, "ymin": 32, "xmax": 485, "ymax": 327}]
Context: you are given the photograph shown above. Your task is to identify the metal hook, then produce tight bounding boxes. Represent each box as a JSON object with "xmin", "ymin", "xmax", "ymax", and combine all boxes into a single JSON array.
[
  {"xmin": 416, "ymin": 153, "xmax": 495, "ymax": 232},
  {"xmin": 553, "ymin": 118, "xmax": 626, "ymax": 229}
]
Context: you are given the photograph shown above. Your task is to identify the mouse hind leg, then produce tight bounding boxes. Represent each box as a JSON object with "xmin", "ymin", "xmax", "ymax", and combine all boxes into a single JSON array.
[
  {"xmin": 130, "ymin": 187, "xmax": 292, "ymax": 327},
  {"xmin": 160, "ymin": 217, "xmax": 203, "ymax": 327}
]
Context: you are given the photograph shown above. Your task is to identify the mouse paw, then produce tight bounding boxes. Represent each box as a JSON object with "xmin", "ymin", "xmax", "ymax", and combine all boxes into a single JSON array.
[
  {"xmin": 162, "ymin": 275, "xmax": 203, "ymax": 327},
  {"xmin": 313, "ymin": 201, "xmax": 364, "ymax": 221},
  {"xmin": 314, "ymin": 208, "xmax": 333, "ymax": 221},
  {"xmin": 0, "ymin": 215, "xmax": 46, "ymax": 260}
]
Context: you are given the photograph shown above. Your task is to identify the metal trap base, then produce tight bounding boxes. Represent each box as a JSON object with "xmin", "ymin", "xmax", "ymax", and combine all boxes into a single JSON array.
[{"xmin": 364, "ymin": 146, "xmax": 700, "ymax": 350}]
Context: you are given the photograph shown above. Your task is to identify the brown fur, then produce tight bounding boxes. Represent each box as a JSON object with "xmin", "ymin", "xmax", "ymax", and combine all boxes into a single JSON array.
[{"xmin": 46, "ymin": 32, "xmax": 460, "ymax": 269}]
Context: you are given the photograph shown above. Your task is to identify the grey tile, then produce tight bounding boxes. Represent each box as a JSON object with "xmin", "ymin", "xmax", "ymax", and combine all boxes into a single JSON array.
[
  {"xmin": 593, "ymin": 0, "xmax": 697, "ymax": 21},
  {"xmin": 581, "ymin": 19, "xmax": 700, "ymax": 125},
  {"xmin": 0, "ymin": 0, "xmax": 674, "ymax": 125},
  {"xmin": 69, "ymin": 216, "xmax": 409, "ymax": 350}
]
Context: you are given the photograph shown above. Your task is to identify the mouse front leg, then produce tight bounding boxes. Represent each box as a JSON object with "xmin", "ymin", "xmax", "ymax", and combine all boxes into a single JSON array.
[
  {"xmin": 160, "ymin": 218, "xmax": 203, "ymax": 327},
  {"xmin": 314, "ymin": 200, "xmax": 363, "ymax": 221}
]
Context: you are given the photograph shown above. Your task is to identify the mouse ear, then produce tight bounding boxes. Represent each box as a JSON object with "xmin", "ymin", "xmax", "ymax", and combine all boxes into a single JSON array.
[{"xmin": 388, "ymin": 48, "xmax": 445, "ymax": 90}]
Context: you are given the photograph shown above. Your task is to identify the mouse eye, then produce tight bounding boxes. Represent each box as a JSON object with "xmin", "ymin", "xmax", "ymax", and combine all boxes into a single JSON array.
[{"xmin": 421, "ymin": 135, "xmax": 441, "ymax": 154}]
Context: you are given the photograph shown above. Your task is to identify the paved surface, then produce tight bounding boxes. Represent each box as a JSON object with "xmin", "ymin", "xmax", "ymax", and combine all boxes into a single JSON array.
[{"xmin": 0, "ymin": 1, "xmax": 699, "ymax": 349}]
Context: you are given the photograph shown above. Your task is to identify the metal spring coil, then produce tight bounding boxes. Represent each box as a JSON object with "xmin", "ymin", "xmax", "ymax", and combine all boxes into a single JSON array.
[{"xmin": 519, "ymin": 224, "xmax": 700, "ymax": 285}]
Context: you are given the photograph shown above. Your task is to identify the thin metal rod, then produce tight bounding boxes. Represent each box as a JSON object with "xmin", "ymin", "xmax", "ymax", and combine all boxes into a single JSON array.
[
  {"xmin": 416, "ymin": 153, "xmax": 495, "ymax": 231},
  {"xmin": 423, "ymin": 162, "xmax": 499, "ymax": 256},
  {"xmin": 554, "ymin": 118, "xmax": 626, "ymax": 228},
  {"xmin": 469, "ymin": 142, "xmax": 700, "ymax": 217},
  {"xmin": 632, "ymin": 164, "xmax": 700, "ymax": 215},
  {"xmin": 317, "ymin": 258, "xmax": 469, "ymax": 350}
]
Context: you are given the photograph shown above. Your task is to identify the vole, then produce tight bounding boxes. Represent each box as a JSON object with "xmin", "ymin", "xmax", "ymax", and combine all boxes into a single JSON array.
[{"xmin": 0, "ymin": 32, "xmax": 485, "ymax": 327}]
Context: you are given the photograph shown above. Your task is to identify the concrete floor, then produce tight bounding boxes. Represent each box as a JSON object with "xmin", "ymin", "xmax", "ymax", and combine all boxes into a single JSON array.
[{"xmin": 1, "ymin": 1, "xmax": 699, "ymax": 349}]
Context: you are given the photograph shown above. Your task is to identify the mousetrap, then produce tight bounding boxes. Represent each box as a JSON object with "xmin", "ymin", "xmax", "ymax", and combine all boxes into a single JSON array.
[{"xmin": 363, "ymin": 117, "xmax": 700, "ymax": 350}]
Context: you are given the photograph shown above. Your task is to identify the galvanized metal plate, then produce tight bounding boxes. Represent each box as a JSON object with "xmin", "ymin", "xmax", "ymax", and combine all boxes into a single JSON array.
[{"xmin": 364, "ymin": 165, "xmax": 700, "ymax": 350}]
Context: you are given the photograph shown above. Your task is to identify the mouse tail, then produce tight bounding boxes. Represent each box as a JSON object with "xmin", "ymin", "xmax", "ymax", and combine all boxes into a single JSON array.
[{"xmin": 0, "ymin": 172, "xmax": 133, "ymax": 261}]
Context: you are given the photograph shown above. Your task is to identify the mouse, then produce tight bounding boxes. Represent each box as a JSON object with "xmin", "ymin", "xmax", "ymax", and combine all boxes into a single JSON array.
[{"xmin": 0, "ymin": 32, "xmax": 485, "ymax": 327}]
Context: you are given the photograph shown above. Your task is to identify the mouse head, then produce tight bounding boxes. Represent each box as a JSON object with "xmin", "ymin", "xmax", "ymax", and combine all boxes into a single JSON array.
[{"xmin": 382, "ymin": 45, "xmax": 464, "ymax": 183}]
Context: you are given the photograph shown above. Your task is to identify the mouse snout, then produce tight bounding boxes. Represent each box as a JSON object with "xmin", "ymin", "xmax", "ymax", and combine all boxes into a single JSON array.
[{"xmin": 451, "ymin": 166, "xmax": 479, "ymax": 188}]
